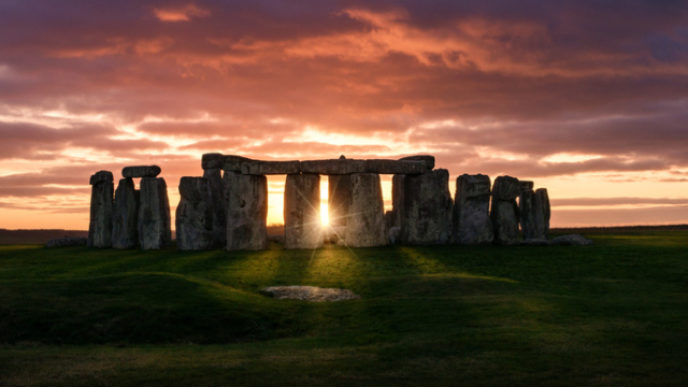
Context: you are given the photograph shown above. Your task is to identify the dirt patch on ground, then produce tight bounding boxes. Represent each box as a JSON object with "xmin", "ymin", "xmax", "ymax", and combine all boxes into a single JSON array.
[{"xmin": 263, "ymin": 286, "xmax": 360, "ymax": 302}]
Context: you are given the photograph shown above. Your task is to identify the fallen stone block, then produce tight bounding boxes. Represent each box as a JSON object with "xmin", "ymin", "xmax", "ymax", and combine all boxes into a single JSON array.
[{"xmin": 551, "ymin": 234, "xmax": 593, "ymax": 246}]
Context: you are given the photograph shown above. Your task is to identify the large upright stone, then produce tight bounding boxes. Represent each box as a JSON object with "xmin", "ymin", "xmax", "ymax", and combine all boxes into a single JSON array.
[
  {"xmin": 342, "ymin": 173, "xmax": 386, "ymax": 247},
  {"xmin": 400, "ymin": 169, "xmax": 453, "ymax": 245},
  {"xmin": 224, "ymin": 171, "xmax": 268, "ymax": 251},
  {"xmin": 88, "ymin": 170, "xmax": 113, "ymax": 248},
  {"xmin": 176, "ymin": 177, "xmax": 213, "ymax": 251},
  {"xmin": 328, "ymin": 174, "xmax": 352, "ymax": 228},
  {"xmin": 534, "ymin": 188, "xmax": 551, "ymax": 237},
  {"xmin": 138, "ymin": 177, "xmax": 171, "ymax": 250},
  {"xmin": 112, "ymin": 178, "xmax": 138, "ymax": 249},
  {"xmin": 122, "ymin": 165, "xmax": 161, "ymax": 178},
  {"xmin": 390, "ymin": 174, "xmax": 405, "ymax": 228},
  {"xmin": 491, "ymin": 176, "xmax": 520, "ymax": 245},
  {"xmin": 284, "ymin": 174, "xmax": 322, "ymax": 249},
  {"xmin": 203, "ymin": 168, "xmax": 226, "ymax": 247},
  {"xmin": 519, "ymin": 181, "xmax": 539, "ymax": 240},
  {"xmin": 452, "ymin": 174, "xmax": 494, "ymax": 244}
]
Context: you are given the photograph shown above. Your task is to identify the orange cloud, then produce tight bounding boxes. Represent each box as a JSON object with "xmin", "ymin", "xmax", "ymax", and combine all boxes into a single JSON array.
[{"xmin": 153, "ymin": 4, "xmax": 209, "ymax": 22}]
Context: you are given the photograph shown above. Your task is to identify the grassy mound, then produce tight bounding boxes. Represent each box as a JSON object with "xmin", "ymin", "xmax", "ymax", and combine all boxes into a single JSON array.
[{"xmin": 0, "ymin": 229, "xmax": 686, "ymax": 385}]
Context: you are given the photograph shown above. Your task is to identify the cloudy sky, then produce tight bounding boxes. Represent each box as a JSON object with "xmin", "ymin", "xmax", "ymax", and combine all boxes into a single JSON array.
[{"xmin": 1, "ymin": 0, "xmax": 688, "ymax": 229}]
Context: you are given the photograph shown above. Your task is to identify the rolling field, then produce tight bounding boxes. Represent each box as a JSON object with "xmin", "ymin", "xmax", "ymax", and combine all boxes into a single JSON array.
[{"xmin": 0, "ymin": 229, "xmax": 687, "ymax": 386}]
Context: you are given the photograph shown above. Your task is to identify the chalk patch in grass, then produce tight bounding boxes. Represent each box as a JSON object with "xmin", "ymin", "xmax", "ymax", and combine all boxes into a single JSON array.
[{"xmin": 263, "ymin": 286, "xmax": 360, "ymax": 302}]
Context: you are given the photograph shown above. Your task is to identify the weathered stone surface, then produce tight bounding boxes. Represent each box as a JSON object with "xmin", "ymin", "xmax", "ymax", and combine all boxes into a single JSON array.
[
  {"xmin": 399, "ymin": 155, "xmax": 435, "ymax": 170},
  {"xmin": 301, "ymin": 159, "xmax": 367, "ymax": 175},
  {"xmin": 551, "ymin": 234, "xmax": 592, "ymax": 246},
  {"xmin": 242, "ymin": 160, "xmax": 301, "ymax": 175},
  {"xmin": 364, "ymin": 159, "xmax": 427, "ymax": 174},
  {"xmin": 203, "ymin": 168, "xmax": 226, "ymax": 247},
  {"xmin": 452, "ymin": 174, "xmax": 494, "ymax": 244},
  {"xmin": 342, "ymin": 173, "xmax": 387, "ymax": 247},
  {"xmin": 138, "ymin": 177, "xmax": 171, "ymax": 250},
  {"xmin": 284, "ymin": 173, "xmax": 322, "ymax": 249},
  {"xmin": 222, "ymin": 155, "xmax": 253, "ymax": 172},
  {"xmin": 88, "ymin": 170, "xmax": 113, "ymax": 248},
  {"xmin": 176, "ymin": 177, "xmax": 213, "ymax": 251},
  {"xmin": 112, "ymin": 178, "xmax": 139, "ymax": 249},
  {"xmin": 263, "ymin": 286, "xmax": 360, "ymax": 302},
  {"xmin": 400, "ymin": 169, "xmax": 453, "ymax": 245},
  {"xmin": 224, "ymin": 171, "xmax": 269, "ymax": 250},
  {"xmin": 519, "ymin": 180, "xmax": 534, "ymax": 193},
  {"xmin": 328, "ymin": 174, "xmax": 352, "ymax": 228},
  {"xmin": 491, "ymin": 176, "xmax": 521, "ymax": 244},
  {"xmin": 519, "ymin": 183, "xmax": 539, "ymax": 240},
  {"xmin": 534, "ymin": 188, "xmax": 551, "ymax": 237},
  {"xmin": 492, "ymin": 175, "xmax": 520, "ymax": 201},
  {"xmin": 122, "ymin": 165, "xmax": 161, "ymax": 178},
  {"xmin": 201, "ymin": 153, "xmax": 224, "ymax": 170},
  {"xmin": 46, "ymin": 237, "xmax": 87, "ymax": 248},
  {"xmin": 390, "ymin": 174, "xmax": 405, "ymax": 229}
]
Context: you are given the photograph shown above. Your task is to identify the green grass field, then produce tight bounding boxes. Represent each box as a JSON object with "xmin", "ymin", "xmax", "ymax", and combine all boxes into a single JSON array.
[{"xmin": 0, "ymin": 229, "xmax": 686, "ymax": 386}]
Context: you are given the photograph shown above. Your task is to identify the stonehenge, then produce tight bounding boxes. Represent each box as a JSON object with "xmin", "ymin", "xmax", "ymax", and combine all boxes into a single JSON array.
[
  {"xmin": 138, "ymin": 176, "xmax": 171, "ymax": 250},
  {"xmin": 491, "ymin": 176, "xmax": 521, "ymax": 245},
  {"xmin": 88, "ymin": 170, "xmax": 114, "ymax": 248},
  {"xmin": 88, "ymin": 165, "xmax": 171, "ymax": 250},
  {"xmin": 112, "ymin": 178, "xmax": 138, "ymax": 248},
  {"xmin": 176, "ymin": 177, "xmax": 213, "ymax": 250},
  {"xmin": 342, "ymin": 173, "xmax": 386, "ymax": 247},
  {"xmin": 452, "ymin": 174, "xmax": 494, "ymax": 244},
  {"xmin": 284, "ymin": 173, "xmax": 322, "ymax": 249},
  {"xmin": 224, "ymin": 171, "xmax": 269, "ymax": 251},
  {"xmin": 400, "ymin": 169, "xmax": 453, "ymax": 245},
  {"xmin": 88, "ymin": 154, "xmax": 556, "ymax": 251},
  {"xmin": 202, "ymin": 153, "xmax": 226, "ymax": 247}
]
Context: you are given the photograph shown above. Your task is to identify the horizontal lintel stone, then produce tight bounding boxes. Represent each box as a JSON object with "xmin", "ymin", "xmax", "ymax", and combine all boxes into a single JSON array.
[
  {"xmin": 122, "ymin": 165, "xmax": 161, "ymax": 178},
  {"xmin": 242, "ymin": 160, "xmax": 301, "ymax": 175}
]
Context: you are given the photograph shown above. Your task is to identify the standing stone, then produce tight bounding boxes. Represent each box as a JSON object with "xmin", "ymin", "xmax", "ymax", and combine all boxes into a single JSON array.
[
  {"xmin": 400, "ymin": 169, "xmax": 453, "ymax": 245},
  {"xmin": 390, "ymin": 174, "xmax": 405, "ymax": 228},
  {"xmin": 328, "ymin": 174, "xmax": 352, "ymax": 229},
  {"xmin": 203, "ymin": 168, "xmax": 226, "ymax": 247},
  {"xmin": 88, "ymin": 170, "xmax": 114, "ymax": 248},
  {"xmin": 176, "ymin": 177, "xmax": 213, "ymax": 251},
  {"xmin": 224, "ymin": 171, "xmax": 268, "ymax": 251},
  {"xmin": 452, "ymin": 174, "xmax": 494, "ymax": 244},
  {"xmin": 491, "ymin": 176, "xmax": 521, "ymax": 245},
  {"xmin": 138, "ymin": 177, "xmax": 171, "ymax": 250},
  {"xmin": 519, "ymin": 181, "xmax": 539, "ymax": 240},
  {"xmin": 284, "ymin": 174, "xmax": 322, "ymax": 249},
  {"xmin": 342, "ymin": 173, "xmax": 386, "ymax": 247},
  {"xmin": 112, "ymin": 178, "xmax": 138, "ymax": 249},
  {"xmin": 534, "ymin": 188, "xmax": 551, "ymax": 237}
]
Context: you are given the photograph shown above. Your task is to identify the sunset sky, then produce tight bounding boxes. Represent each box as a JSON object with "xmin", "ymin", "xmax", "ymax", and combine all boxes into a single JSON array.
[{"xmin": 1, "ymin": 1, "xmax": 688, "ymax": 230}]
